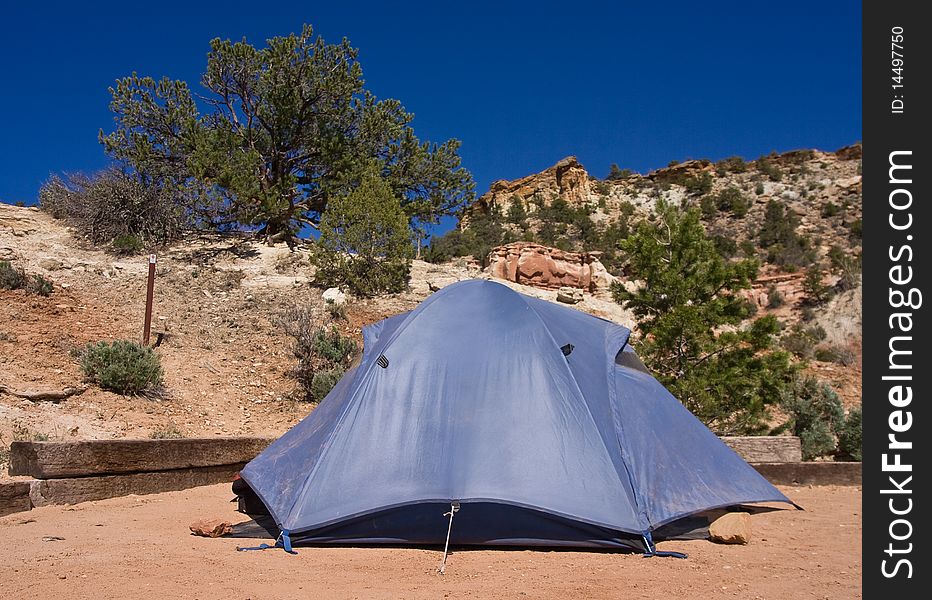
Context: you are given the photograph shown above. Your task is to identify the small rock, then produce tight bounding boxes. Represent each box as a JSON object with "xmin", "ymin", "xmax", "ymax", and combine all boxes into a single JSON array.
[
  {"xmin": 38, "ymin": 258, "xmax": 64, "ymax": 271},
  {"xmin": 322, "ymin": 287, "xmax": 346, "ymax": 306},
  {"xmin": 189, "ymin": 518, "xmax": 233, "ymax": 538},
  {"xmin": 556, "ymin": 287, "xmax": 584, "ymax": 304},
  {"xmin": 709, "ymin": 512, "xmax": 751, "ymax": 545}
]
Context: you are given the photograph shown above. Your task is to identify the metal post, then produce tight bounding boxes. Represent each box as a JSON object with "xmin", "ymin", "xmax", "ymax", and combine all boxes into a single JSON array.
[{"xmin": 143, "ymin": 254, "xmax": 156, "ymax": 346}]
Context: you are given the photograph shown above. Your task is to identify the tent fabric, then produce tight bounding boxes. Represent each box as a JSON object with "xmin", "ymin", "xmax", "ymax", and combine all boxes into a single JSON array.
[{"xmin": 241, "ymin": 279, "xmax": 790, "ymax": 547}]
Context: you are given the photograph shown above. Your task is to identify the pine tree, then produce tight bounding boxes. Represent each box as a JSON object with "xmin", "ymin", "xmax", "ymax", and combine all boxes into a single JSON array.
[{"xmin": 612, "ymin": 202, "xmax": 797, "ymax": 434}]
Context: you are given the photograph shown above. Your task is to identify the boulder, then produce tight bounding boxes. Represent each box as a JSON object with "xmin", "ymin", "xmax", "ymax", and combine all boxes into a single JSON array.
[
  {"xmin": 189, "ymin": 518, "xmax": 233, "ymax": 538},
  {"xmin": 322, "ymin": 287, "xmax": 346, "ymax": 306},
  {"xmin": 709, "ymin": 512, "xmax": 751, "ymax": 545},
  {"xmin": 556, "ymin": 287, "xmax": 583, "ymax": 304}
]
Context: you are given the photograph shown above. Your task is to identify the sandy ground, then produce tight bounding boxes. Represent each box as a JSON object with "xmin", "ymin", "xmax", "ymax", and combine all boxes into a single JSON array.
[{"xmin": 0, "ymin": 484, "xmax": 860, "ymax": 600}]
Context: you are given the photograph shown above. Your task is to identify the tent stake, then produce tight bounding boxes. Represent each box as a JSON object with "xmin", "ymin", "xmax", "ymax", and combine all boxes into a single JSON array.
[{"xmin": 438, "ymin": 501, "xmax": 460, "ymax": 575}]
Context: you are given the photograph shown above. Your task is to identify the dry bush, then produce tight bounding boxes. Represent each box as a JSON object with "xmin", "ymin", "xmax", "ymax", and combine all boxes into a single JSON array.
[{"xmin": 39, "ymin": 168, "xmax": 192, "ymax": 248}]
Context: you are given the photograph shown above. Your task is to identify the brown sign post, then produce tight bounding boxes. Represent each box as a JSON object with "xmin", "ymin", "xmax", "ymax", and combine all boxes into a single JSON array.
[{"xmin": 143, "ymin": 254, "xmax": 156, "ymax": 346}]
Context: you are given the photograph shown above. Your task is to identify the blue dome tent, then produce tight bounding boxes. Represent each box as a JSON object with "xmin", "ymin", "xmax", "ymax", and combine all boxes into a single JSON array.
[{"xmin": 239, "ymin": 280, "xmax": 790, "ymax": 554}]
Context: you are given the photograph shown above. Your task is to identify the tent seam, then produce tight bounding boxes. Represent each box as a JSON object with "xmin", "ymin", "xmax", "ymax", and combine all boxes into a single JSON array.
[
  {"xmin": 518, "ymin": 293, "xmax": 636, "ymax": 508},
  {"xmin": 604, "ymin": 333, "xmax": 652, "ymax": 531}
]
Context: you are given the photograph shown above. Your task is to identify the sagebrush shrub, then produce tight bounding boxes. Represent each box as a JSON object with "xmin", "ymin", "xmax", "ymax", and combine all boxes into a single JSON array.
[
  {"xmin": 28, "ymin": 274, "xmax": 54, "ymax": 296},
  {"xmin": 112, "ymin": 234, "xmax": 145, "ymax": 255},
  {"xmin": 778, "ymin": 377, "xmax": 845, "ymax": 460},
  {"xmin": 836, "ymin": 408, "xmax": 862, "ymax": 461},
  {"xmin": 310, "ymin": 368, "xmax": 345, "ymax": 402},
  {"xmin": 80, "ymin": 340, "xmax": 163, "ymax": 394},
  {"xmin": 0, "ymin": 261, "xmax": 54, "ymax": 296},
  {"xmin": 281, "ymin": 307, "xmax": 358, "ymax": 402},
  {"xmin": 0, "ymin": 261, "xmax": 27, "ymax": 290}
]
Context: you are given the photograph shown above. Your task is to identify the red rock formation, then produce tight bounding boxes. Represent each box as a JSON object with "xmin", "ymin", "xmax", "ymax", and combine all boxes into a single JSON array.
[{"xmin": 486, "ymin": 242, "xmax": 614, "ymax": 292}]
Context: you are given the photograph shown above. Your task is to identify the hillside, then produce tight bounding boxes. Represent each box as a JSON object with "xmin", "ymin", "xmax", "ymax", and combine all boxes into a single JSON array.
[
  {"xmin": 447, "ymin": 145, "xmax": 863, "ymax": 405},
  {"xmin": 466, "ymin": 145, "xmax": 861, "ymax": 267},
  {"xmin": 0, "ymin": 204, "xmax": 634, "ymax": 469},
  {"xmin": 1, "ymin": 145, "xmax": 862, "ymax": 471}
]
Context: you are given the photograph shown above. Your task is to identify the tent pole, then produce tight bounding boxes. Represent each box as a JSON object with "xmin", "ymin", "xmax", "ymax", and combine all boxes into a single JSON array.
[{"xmin": 437, "ymin": 501, "xmax": 460, "ymax": 574}]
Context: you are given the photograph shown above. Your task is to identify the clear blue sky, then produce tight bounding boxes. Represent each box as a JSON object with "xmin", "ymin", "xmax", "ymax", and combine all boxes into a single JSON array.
[{"xmin": 1, "ymin": 1, "xmax": 861, "ymax": 225}]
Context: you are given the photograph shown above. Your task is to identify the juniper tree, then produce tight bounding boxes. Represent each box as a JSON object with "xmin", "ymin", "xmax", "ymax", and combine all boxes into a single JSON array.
[
  {"xmin": 312, "ymin": 172, "xmax": 412, "ymax": 296},
  {"xmin": 100, "ymin": 24, "xmax": 474, "ymax": 244}
]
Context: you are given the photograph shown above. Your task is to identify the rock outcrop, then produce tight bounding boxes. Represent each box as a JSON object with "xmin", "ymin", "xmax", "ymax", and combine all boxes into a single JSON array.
[
  {"xmin": 470, "ymin": 156, "xmax": 592, "ymax": 219},
  {"xmin": 486, "ymin": 242, "xmax": 614, "ymax": 293}
]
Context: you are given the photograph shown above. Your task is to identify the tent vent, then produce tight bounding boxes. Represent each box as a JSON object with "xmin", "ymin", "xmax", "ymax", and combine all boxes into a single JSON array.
[
  {"xmin": 561, "ymin": 344, "xmax": 574, "ymax": 357},
  {"xmin": 376, "ymin": 355, "xmax": 390, "ymax": 369}
]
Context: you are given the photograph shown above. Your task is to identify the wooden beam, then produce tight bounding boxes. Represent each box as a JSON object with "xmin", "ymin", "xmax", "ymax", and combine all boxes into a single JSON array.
[
  {"xmin": 753, "ymin": 462, "xmax": 861, "ymax": 486},
  {"xmin": 721, "ymin": 436, "xmax": 802, "ymax": 463},
  {"xmin": 9, "ymin": 437, "xmax": 274, "ymax": 479},
  {"xmin": 0, "ymin": 481, "xmax": 32, "ymax": 517},
  {"xmin": 30, "ymin": 463, "xmax": 245, "ymax": 507}
]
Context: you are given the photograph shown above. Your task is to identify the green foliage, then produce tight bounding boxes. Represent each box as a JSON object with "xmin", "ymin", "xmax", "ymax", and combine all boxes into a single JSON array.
[
  {"xmin": 611, "ymin": 203, "xmax": 796, "ymax": 434},
  {"xmin": 758, "ymin": 200, "xmax": 815, "ymax": 269},
  {"xmin": 682, "ymin": 172, "xmax": 713, "ymax": 196},
  {"xmin": 80, "ymin": 340, "xmax": 163, "ymax": 394},
  {"xmin": 0, "ymin": 261, "xmax": 54, "ymax": 296},
  {"xmin": 711, "ymin": 234, "xmax": 737, "ymax": 258},
  {"xmin": 848, "ymin": 218, "xmax": 862, "ymax": 239},
  {"xmin": 754, "ymin": 182, "xmax": 765, "ymax": 195},
  {"xmin": 803, "ymin": 267, "xmax": 833, "ymax": 305},
  {"xmin": 40, "ymin": 168, "xmax": 193, "ymax": 247},
  {"xmin": 28, "ymin": 274, "xmax": 54, "ymax": 297},
  {"xmin": 756, "ymin": 158, "xmax": 783, "ymax": 182},
  {"xmin": 820, "ymin": 202, "xmax": 840, "ymax": 217},
  {"xmin": 813, "ymin": 344, "xmax": 857, "ymax": 366},
  {"xmin": 777, "ymin": 377, "xmax": 846, "ymax": 460},
  {"xmin": 766, "ymin": 285, "xmax": 784, "ymax": 308},
  {"xmin": 310, "ymin": 368, "xmax": 345, "ymax": 401},
  {"xmin": 706, "ymin": 186, "xmax": 749, "ymax": 217},
  {"xmin": 714, "ymin": 156, "xmax": 747, "ymax": 175},
  {"xmin": 836, "ymin": 407, "xmax": 862, "ymax": 461},
  {"xmin": 781, "ymin": 323, "xmax": 827, "ymax": 358},
  {"xmin": 429, "ymin": 193, "xmax": 631, "ymax": 273},
  {"xmin": 313, "ymin": 173, "xmax": 412, "ymax": 296},
  {"xmin": 699, "ymin": 195, "xmax": 717, "ymax": 219},
  {"xmin": 326, "ymin": 301, "xmax": 347, "ymax": 321},
  {"xmin": 112, "ymin": 234, "xmax": 145, "ymax": 255},
  {"xmin": 99, "ymin": 24, "xmax": 474, "ymax": 242},
  {"xmin": 506, "ymin": 198, "xmax": 528, "ymax": 226},
  {"xmin": 606, "ymin": 164, "xmax": 634, "ymax": 180},
  {"xmin": 427, "ymin": 202, "xmax": 513, "ymax": 265},
  {"xmin": 0, "ymin": 261, "xmax": 27, "ymax": 290},
  {"xmin": 281, "ymin": 306, "xmax": 358, "ymax": 402},
  {"xmin": 311, "ymin": 327, "xmax": 358, "ymax": 364},
  {"xmin": 828, "ymin": 246, "xmax": 861, "ymax": 291}
]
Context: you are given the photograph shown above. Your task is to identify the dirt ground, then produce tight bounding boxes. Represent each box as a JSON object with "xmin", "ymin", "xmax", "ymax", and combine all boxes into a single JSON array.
[{"xmin": 0, "ymin": 483, "xmax": 860, "ymax": 600}]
